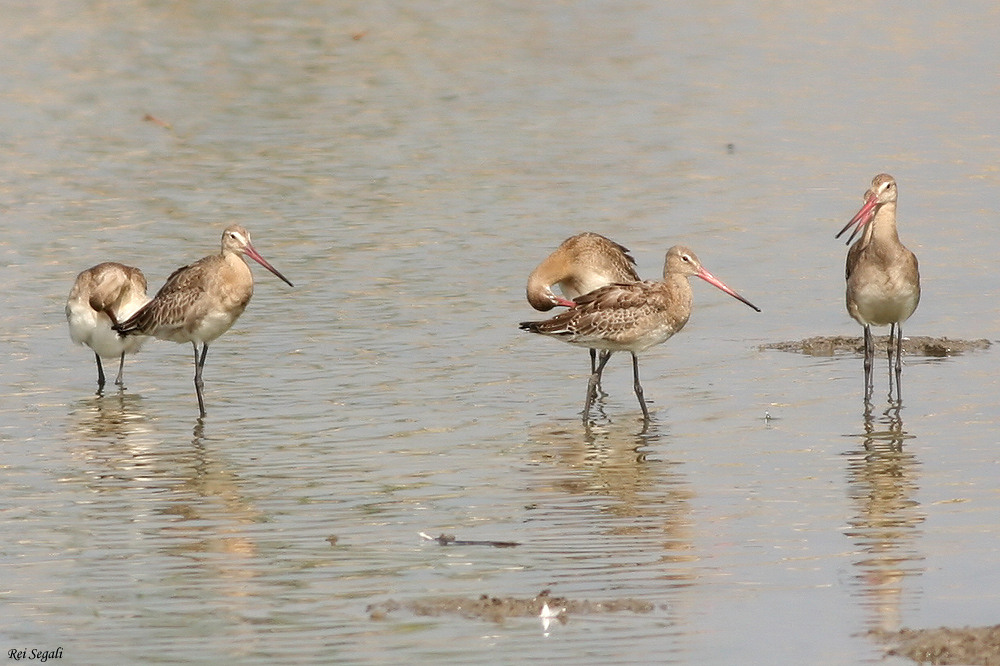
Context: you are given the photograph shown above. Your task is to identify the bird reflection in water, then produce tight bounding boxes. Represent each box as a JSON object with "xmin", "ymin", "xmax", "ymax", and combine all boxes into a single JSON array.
[
  {"xmin": 843, "ymin": 402, "xmax": 924, "ymax": 634},
  {"xmin": 527, "ymin": 417, "xmax": 696, "ymax": 576},
  {"xmin": 70, "ymin": 391, "xmax": 149, "ymax": 442}
]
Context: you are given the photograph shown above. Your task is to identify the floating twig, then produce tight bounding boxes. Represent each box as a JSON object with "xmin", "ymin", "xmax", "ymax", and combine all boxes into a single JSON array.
[
  {"xmin": 419, "ymin": 532, "xmax": 520, "ymax": 548},
  {"xmin": 142, "ymin": 113, "xmax": 173, "ymax": 130}
]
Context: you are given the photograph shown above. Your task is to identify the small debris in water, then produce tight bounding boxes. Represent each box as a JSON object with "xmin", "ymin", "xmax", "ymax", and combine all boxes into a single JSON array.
[
  {"xmin": 419, "ymin": 532, "xmax": 520, "ymax": 548},
  {"xmin": 142, "ymin": 113, "xmax": 173, "ymax": 130},
  {"xmin": 540, "ymin": 602, "xmax": 566, "ymax": 633}
]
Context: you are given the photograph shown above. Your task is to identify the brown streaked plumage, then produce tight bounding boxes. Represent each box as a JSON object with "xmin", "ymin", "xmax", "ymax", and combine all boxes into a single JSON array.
[
  {"xmin": 520, "ymin": 245, "xmax": 760, "ymax": 421},
  {"xmin": 66, "ymin": 262, "xmax": 149, "ymax": 389},
  {"xmin": 526, "ymin": 232, "xmax": 641, "ymax": 380},
  {"xmin": 116, "ymin": 225, "xmax": 293, "ymax": 417},
  {"xmin": 836, "ymin": 173, "xmax": 920, "ymax": 401}
]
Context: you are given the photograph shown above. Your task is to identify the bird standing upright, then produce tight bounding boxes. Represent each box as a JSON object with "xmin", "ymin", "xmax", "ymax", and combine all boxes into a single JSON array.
[
  {"xmin": 115, "ymin": 225, "xmax": 294, "ymax": 416},
  {"xmin": 526, "ymin": 232, "xmax": 641, "ymax": 381},
  {"xmin": 836, "ymin": 173, "xmax": 920, "ymax": 401},
  {"xmin": 521, "ymin": 245, "xmax": 759, "ymax": 421},
  {"xmin": 66, "ymin": 262, "xmax": 149, "ymax": 390}
]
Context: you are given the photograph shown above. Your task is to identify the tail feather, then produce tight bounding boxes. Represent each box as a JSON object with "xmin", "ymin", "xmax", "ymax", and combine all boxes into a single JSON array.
[
  {"xmin": 519, "ymin": 319, "xmax": 574, "ymax": 337},
  {"xmin": 114, "ymin": 304, "xmax": 150, "ymax": 337}
]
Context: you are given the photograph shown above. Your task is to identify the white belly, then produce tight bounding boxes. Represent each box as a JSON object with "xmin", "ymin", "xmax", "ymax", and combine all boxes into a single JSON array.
[
  {"xmin": 67, "ymin": 299, "xmax": 147, "ymax": 358},
  {"xmin": 848, "ymin": 279, "xmax": 920, "ymax": 327}
]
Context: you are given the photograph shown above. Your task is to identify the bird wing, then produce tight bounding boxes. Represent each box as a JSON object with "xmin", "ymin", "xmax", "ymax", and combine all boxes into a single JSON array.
[
  {"xmin": 524, "ymin": 281, "xmax": 668, "ymax": 342},
  {"xmin": 117, "ymin": 260, "xmax": 209, "ymax": 335}
]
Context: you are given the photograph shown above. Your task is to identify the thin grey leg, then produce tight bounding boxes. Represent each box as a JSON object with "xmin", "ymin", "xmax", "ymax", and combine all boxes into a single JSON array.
[
  {"xmin": 631, "ymin": 352, "xmax": 650, "ymax": 421},
  {"xmin": 114, "ymin": 352, "xmax": 127, "ymax": 387},
  {"xmin": 94, "ymin": 352, "xmax": 106, "ymax": 390},
  {"xmin": 584, "ymin": 351, "xmax": 613, "ymax": 421},
  {"xmin": 193, "ymin": 342, "xmax": 209, "ymax": 417},
  {"xmin": 863, "ymin": 325, "xmax": 874, "ymax": 404}
]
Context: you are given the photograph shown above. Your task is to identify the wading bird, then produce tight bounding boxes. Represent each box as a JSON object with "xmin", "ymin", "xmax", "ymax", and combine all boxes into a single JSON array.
[
  {"xmin": 836, "ymin": 173, "xmax": 920, "ymax": 401},
  {"xmin": 526, "ymin": 232, "xmax": 641, "ymax": 383},
  {"xmin": 116, "ymin": 225, "xmax": 293, "ymax": 416},
  {"xmin": 66, "ymin": 262, "xmax": 149, "ymax": 390},
  {"xmin": 520, "ymin": 245, "xmax": 759, "ymax": 421}
]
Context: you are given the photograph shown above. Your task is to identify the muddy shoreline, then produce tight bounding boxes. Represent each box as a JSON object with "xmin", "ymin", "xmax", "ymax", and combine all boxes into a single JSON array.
[
  {"xmin": 872, "ymin": 625, "xmax": 1000, "ymax": 665},
  {"xmin": 368, "ymin": 590, "xmax": 657, "ymax": 623},
  {"xmin": 761, "ymin": 335, "xmax": 992, "ymax": 357}
]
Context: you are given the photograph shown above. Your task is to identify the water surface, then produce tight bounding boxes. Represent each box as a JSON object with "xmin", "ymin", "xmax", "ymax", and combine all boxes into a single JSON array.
[{"xmin": 3, "ymin": 2, "xmax": 1000, "ymax": 664}]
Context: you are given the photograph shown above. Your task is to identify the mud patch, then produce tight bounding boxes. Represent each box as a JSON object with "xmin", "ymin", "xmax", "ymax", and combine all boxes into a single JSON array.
[
  {"xmin": 872, "ymin": 625, "xmax": 1000, "ymax": 665},
  {"xmin": 367, "ymin": 590, "xmax": 656, "ymax": 623},
  {"xmin": 761, "ymin": 335, "xmax": 992, "ymax": 358}
]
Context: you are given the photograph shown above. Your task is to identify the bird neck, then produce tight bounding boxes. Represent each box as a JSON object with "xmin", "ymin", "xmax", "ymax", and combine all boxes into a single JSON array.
[
  {"xmin": 663, "ymin": 272, "xmax": 694, "ymax": 302},
  {"xmin": 867, "ymin": 201, "xmax": 901, "ymax": 244},
  {"xmin": 223, "ymin": 250, "xmax": 252, "ymax": 277},
  {"xmin": 526, "ymin": 262, "xmax": 565, "ymax": 310}
]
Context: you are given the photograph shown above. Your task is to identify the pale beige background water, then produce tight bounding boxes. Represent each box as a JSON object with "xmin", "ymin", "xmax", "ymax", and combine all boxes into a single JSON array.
[{"xmin": 3, "ymin": 2, "xmax": 1000, "ymax": 664}]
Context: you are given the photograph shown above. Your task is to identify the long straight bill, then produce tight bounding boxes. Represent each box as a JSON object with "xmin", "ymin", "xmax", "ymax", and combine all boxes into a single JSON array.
[
  {"xmin": 244, "ymin": 244, "xmax": 294, "ymax": 287},
  {"xmin": 697, "ymin": 269, "xmax": 761, "ymax": 312}
]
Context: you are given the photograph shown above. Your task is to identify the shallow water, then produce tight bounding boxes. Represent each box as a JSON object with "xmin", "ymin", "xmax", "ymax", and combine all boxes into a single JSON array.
[{"xmin": 3, "ymin": 2, "xmax": 1000, "ymax": 664}]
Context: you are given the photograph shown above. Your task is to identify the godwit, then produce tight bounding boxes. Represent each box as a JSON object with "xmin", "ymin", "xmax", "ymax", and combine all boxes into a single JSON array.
[
  {"xmin": 520, "ymin": 245, "xmax": 760, "ymax": 421},
  {"xmin": 836, "ymin": 173, "xmax": 920, "ymax": 401},
  {"xmin": 115, "ymin": 225, "xmax": 294, "ymax": 416},
  {"xmin": 526, "ymin": 232, "xmax": 641, "ymax": 379},
  {"xmin": 66, "ymin": 262, "xmax": 149, "ymax": 389}
]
